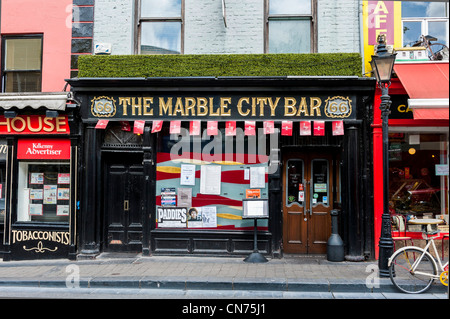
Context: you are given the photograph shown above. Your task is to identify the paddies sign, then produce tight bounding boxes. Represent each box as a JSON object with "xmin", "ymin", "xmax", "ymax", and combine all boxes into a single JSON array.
[{"xmin": 88, "ymin": 94, "xmax": 355, "ymax": 121}]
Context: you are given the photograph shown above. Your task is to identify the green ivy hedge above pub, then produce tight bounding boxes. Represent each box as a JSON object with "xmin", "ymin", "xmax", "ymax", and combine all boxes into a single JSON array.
[{"xmin": 76, "ymin": 53, "xmax": 362, "ymax": 78}]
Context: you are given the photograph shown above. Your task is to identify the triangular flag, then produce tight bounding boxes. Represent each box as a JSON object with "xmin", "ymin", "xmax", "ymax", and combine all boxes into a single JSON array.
[
  {"xmin": 170, "ymin": 120, "xmax": 181, "ymax": 134},
  {"xmin": 133, "ymin": 120, "xmax": 145, "ymax": 134},
  {"xmin": 332, "ymin": 121, "xmax": 344, "ymax": 136},
  {"xmin": 263, "ymin": 121, "xmax": 275, "ymax": 134},
  {"xmin": 120, "ymin": 121, "xmax": 131, "ymax": 132},
  {"xmin": 281, "ymin": 120, "xmax": 293, "ymax": 136},
  {"xmin": 152, "ymin": 120, "xmax": 163, "ymax": 133},
  {"xmin": 225, "ymin": 121, "xmax": 236, "ymax": 136},
  {"xmin": 314, "ymin": 121, "xmax": 325, "ymax": 136},
  {"xmin": 207, "ymin": 121, "xmax": 218, "ymax": 136},
  {"xmin": 190, "ymin": 120, "xmax": 201, "ymax": 135},
  {"xmin": 299, "ymin": 121, "xmax": 311, "ymax": 136},
  {"xmin": 245, "ymin": 121, "xmax": 256, "ymax": 136},
  {"xmin": 95, "ymin": 120, "xmax": 109, "ymax": 129}
]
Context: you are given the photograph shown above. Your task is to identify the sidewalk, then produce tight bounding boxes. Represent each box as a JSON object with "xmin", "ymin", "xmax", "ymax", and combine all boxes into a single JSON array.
[{"xmin": 0, "ymin": 253, "xmax": 447, "ymax": 295}]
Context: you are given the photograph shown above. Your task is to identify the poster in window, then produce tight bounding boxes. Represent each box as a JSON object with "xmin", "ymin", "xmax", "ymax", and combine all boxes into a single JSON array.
[
  {"xmin": 29, "ymin": 204, "xmax": 43, "ymax": 216},
  {"xmin": 58, "ymin": 173, "xmax": 70, "ymax": 184},
  {"xmin": 57, "ymin": 205, "xmax": 70, "ymax": 216},
  {"xmin": 202, "ymin": 206, "xmax": 217, "ymax": 228},
  {"xmin": 187, "ymin": 207, "xmax": 203, "ymax": 228},
  {"xmin": 43, "ymin": 185, "xmax": 57, "ymax": 204},
  {"xmin": 180, "ymin": 164, "xmax": 196, "ymax": 186},
  {"xmin": 30, "ymin": 189, "xmax": 43, "ymax": 200},
  {"xmin": 30, "ymin": 173, "xmax": 44, "ymax": 184},
  {"xmin": 250, "ymin": 167, "xmax": 265, "ymax": 188},
  {"xmin": 178, "ymin": 188, "xmax": 192, "ymax": 207},
  {"xmin": 200, "ymin": 165, "xmax": 221, "ymax": 195},
  {"xmin": 57, "ymin": 188, "xmax": 70, "ymax": 200}
]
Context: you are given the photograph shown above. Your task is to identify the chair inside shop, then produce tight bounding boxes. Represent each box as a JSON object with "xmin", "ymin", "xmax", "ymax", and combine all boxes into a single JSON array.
[{"xmin": 391, "ymin": 214, "xmax": 414, "ymax": 250}]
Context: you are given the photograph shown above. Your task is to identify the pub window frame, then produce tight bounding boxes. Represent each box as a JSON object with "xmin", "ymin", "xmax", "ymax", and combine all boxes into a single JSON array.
[
  {"xmin": 135, "ymin": 0, "xmax": 185, "ymax": 55},
  {"xmin": 1, "ymin": 34, "xmax": 43, "ymax": 93},
  {"xmin": 264, "ymin": 0, "xmax": 317, "ymax": 53}
]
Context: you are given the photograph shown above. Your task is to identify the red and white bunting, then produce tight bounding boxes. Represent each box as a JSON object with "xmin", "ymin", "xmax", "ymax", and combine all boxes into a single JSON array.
[
  {"xmin": 263, "ymin": 121, "xmax": 275, "ymax": 134},
  {"xmin": 332, "ymin": 121, "xmax": 344, "ymax": 136},
  {"xmin": 133, "ymin": 120, "xmax": 145, "ymax": 134},
  {"xmin": 151, "ymin": 120, "xmax": 163, "ymax": 133},
  {"xmin": 95, "ymin": 120, "xmax": 109, "ymax": 129},
  {"xmin": 313, "ymin": 121, "xmax": 325, "ymax": 136},
  {"xmin": 207, "ymin": 121, "xmax": 218, "ymax": 136},
  {"xmin": 170, "ymin": 120, "xmax": 181, "ymax": 134},
  {"xmin": 225, "ymin": 121, "xmax": 236, "ymax": 136},
  {"xmin": 299, "ymin": 121, "xmax": 311, "ymax": 136},
  {"xmin": 281, "ymin": 120, "xmax": 293, "ymax": 136},
  {"xmin": 120, "ymin": 121, "xmax": 131, "ymax": 132},
  {"xmin": 244, "ymin": 121, "xmax": 256, "ymax": 136},
  {"xmin": 190, "ymin": 120, "xmax": 201, "ymax": 135}
]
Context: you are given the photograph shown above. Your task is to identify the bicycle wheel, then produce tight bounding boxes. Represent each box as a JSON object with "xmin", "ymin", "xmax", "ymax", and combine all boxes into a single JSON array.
[{"xmin": 389, "ymin": 248, "xmax": 437, "ymax": 294}]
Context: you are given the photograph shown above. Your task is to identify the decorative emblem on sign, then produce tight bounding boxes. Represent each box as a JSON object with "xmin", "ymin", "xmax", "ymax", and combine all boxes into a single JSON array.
[
  {"xmin": 324, "ymin": 96, "xmax": 352, "ymax": 118},
  {"xmin": 23, "ymin": 241, "xmax": 58, "ymax": 253},
  {"xmin": 91, "ymin": 96, "xmax": 117, "ymax": 118}
]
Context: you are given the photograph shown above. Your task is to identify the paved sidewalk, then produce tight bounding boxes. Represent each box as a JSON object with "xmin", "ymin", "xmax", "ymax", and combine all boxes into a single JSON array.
[{"xmin": 0, "ymin": 253, "xmax": 447, "ymax": 295}]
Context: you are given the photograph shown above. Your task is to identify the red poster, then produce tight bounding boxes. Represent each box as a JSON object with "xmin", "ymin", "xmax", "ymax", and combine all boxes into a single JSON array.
[
  {"xmin": 120, "ymin": 121, "xmax": 131, "ymax": 132},
  {"xmin": 299, "ymin": 121, "xmax": 311, "ymax": 136},
  {"xmin": 190, "ymin": 120, "xmax": 201, "ymax": 135},
  {"xmin": 207, "ymin": 121, "xmax": 218, "ymax": 136},
  {"xmin": 225, "ymin": 121, "xmax": 236, "ymax": 136},
  {"xmin": 314, "ymin": 121, "xmax": 325, "ymax": 136},
  {"xmin": 152, "ymin": 120, "xmax": 163, "ymax": 133},
  {"xmin": 133, "ymin": 120, "xmax": 145, "ymax": 134},
  {"xmin": 95, "ymin": 120, "xmax": 109, "ymax": 129},
  {"xmin": 0, "ymin": 115, "xmax": 70, "ymax": 135},
  {"xmin": 281, "ymin": 120, "xmax": 293, "ymax": 136},
  {"xmin": 332, "ymin": 121, "xmax": 344, "ymax": 136},
  {"xmin": 170, "ymin": 120, "xmax": 181, "ymax": 134},
  {"xmin": 17, "ymin": 139, "xmax": 71, "ymax": 160},
  {"xmin": 263, "ymin": 121, "xmax": 275, "ymax": 134},
  {"xmin": 244, "ymin": 121, "xmax": 256, "ymax": 136}
]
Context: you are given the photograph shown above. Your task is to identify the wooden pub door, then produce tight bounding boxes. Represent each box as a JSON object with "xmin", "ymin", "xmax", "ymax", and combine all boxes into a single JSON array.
[
  {"xmin": 103, "ymin": 153, "xmax": 144, "ymax": 252},
  {"xmin": 282, "ymin": 153, "xmax": 333, "ymax": 254}
]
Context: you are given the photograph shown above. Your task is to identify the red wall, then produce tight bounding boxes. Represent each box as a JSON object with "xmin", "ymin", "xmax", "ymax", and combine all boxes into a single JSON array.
[{"xmin": 1, "ymin": 0, "xmax": 72, "ymax": 92}]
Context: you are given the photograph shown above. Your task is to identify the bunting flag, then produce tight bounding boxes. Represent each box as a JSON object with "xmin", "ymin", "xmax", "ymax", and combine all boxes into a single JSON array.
[
  {"xmin": 120, "ymin": 121, "xmax": 131, "ymax": 132},
  {"xmin": 95, "ymin": 120, "xmax": 109, "ymax": 129},
  {"xmin": 170, "ymin": 120, "xmax": 181, "ymax": 134},
  {"xmin": 263, "ymin": 121, "xmax": 275, "ymax": 134},
  {"xmin": 281, "ymin": 120, "xmax": 293, "ymax": 136},
  {"xmin": 133, "ymin": 120, "xmax": 145, "ymax": 135},
  {"xmin": 244, "ymin": 121, "xmax": 256, "ymax": 136},
  {"xmin": 299, "ymin": 121, "xmax": 311, "ymax": 136},
  {"xmin": 190, "ymin": 120, "xmax": 201, "ymax": 135},
  {"xmin": 152, "ymin": 120, "xmax": 163, "ymax": 133},
  {"xmin": 207, "ymin": 121, "xmax": 218, "ymax": 136},
  {"xmin": 225, "ymin": 121, "xmax": 236, "ymax": 136},
  {"xmin": 314, "ymin": 121, "xmax": 325, "ymax": 136},
  {"xmin": 332, "ymin": 120, "xmax": 344, "ymax": 136}
]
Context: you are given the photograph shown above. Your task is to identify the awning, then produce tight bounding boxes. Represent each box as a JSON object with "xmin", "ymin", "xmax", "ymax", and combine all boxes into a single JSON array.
[
  {"xmin": 0, "ymin": 92, "xmax": 73, "ymax": 111},
  {"xmin": 394, "ymin": 62, "xmax": 449, "ymax": 120}
]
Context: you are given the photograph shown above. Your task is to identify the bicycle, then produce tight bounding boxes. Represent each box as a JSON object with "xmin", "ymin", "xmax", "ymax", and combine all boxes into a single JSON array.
[
  {"xmin": 388, "ymin": 222, "xmax": 448, "ymax": 294},
  {"xmin": 412, "ymin": 34, "xmax": 449, "ymax": 61}
]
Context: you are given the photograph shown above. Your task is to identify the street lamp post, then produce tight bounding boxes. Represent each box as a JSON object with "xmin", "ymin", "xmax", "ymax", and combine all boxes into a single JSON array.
[{"xmin": 370, "ymin": 35, "xmax": 397, "ymax": 277}]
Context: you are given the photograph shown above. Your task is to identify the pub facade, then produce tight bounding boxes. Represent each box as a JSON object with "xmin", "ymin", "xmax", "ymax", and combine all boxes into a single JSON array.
[{"xmin": 69, "ymin": 76, "xmax": 376, "ymax": 260}]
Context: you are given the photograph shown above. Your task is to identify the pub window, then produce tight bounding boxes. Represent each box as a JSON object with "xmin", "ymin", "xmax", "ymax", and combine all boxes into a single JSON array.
[
  {"xmin": 138, "ymin": 0, "xmax": 183, "ymax": 54},
  {"xmin": 265, "ymin": 0, "xmax": 315, "ymax": 53},
  {"xmin": 402, "ymin": 1, "xmax": 449, "ymax": 48},
  {"xmin": 1, "ymin": 35, "xmax": 42, "ymax": 93},
  {"xmin": 17, "ymin": 162, "xmax": 70, "ymax": 223}
]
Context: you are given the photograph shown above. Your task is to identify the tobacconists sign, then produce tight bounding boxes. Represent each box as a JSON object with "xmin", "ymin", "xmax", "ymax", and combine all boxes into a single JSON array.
[{"xmin": 86, "ymin": 93, "xmax": 356, "ymax": 121}]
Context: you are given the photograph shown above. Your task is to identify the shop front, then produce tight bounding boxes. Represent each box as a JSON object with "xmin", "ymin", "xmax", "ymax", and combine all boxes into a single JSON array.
[
  {"xmin": 0, "ymin": 93, "xmax": 78, "ymax": 261},
  {"xmin": 68, "ymin": 76, "xmax": 376, "ymax": 259}
]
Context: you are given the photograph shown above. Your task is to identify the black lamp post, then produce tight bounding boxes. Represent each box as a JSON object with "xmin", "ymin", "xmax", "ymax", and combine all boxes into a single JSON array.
[{"xmin": 370, "ymin": 34, "xmax": 397, "ymax": 277}]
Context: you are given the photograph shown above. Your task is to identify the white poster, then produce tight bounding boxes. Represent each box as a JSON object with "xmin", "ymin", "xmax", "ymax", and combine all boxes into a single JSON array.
[
  {"xmin": 200, "ymin": 165, "xmax": 221, "ymax": 195},
  {"xmin": 202, "ymin": 206, "xmax": 217, "ymax": 228},
  {"xmin": 250, "ymin": 167, "xmax": 265, "ymax": 188},
  {"xmin": 43, "ymin": 185, "xmax": 57, "ymax": 204},
  {"xmin": 180, "ymin": 164, "xmax": 196, "ymax": 186}
]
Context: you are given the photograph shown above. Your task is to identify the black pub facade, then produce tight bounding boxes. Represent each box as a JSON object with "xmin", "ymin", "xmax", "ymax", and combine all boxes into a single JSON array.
[{"xmin": 68, "ymin": 76, "xmax": 376, "ymax": 260}]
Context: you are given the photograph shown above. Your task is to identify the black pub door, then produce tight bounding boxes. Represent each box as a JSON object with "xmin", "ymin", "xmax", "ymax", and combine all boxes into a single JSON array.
[{"xmin": 103, "ymin": 153, "xmax": 144, "ymax": 252}]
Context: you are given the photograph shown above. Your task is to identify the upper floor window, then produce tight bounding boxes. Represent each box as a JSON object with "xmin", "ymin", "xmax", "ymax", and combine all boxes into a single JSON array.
[
  {"xmin": 139, "ymin": 0, "xmax": 183, "ymax": 54},
  {"xmin": 402, "ymin": 1, "xmax": 449, "ymax": 47},
  {"xmin": 1, "ymin": 35, "xmax": 42, "ymax": 93},
  {"xmin": 266, "ymin": 0, "xmax": 315, "ymax": 53}
]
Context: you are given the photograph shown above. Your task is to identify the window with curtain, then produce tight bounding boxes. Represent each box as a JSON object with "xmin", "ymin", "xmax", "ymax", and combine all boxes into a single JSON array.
[{"xmin": 139, "ymin": 0, "xmax": 183, "ymax": 54}]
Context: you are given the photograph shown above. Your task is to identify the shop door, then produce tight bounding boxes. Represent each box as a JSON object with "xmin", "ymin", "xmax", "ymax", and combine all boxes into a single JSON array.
[
  {"xmin": 104, "ymin": 153, "xmax": 144, "ymax": 252},
  {"xmin": 282, "ymin": 153, "xmax": 332, "ymax": 254}
]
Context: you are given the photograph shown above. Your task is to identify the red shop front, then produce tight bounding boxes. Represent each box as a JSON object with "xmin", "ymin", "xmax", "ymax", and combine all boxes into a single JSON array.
[{"xmin": 373, "ymin": 62, "xmax": 449, "ymax": 259}]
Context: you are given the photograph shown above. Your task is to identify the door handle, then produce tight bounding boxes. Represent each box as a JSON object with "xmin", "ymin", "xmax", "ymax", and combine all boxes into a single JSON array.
[{"xmin": 124, "ymin": 200, "xmax": 129, "ymax": 211}]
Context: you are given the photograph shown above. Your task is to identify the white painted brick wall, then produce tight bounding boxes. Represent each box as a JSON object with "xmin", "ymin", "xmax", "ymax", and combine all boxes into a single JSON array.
[{"xmin": 93, "ymin": 0, "xmax": 134, "ymax": 55}]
